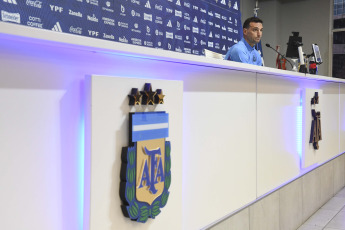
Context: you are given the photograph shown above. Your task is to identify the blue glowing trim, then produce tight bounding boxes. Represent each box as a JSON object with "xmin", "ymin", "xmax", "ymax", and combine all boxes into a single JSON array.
[
  {"xmin": 79, "ymin": 114, "xmax": 84, "ymax": 230},
  {"xmin": 297, "ymin": 106, "xmax": 303, "ymax": 160},
  {"xmin": 297, "ymin": 90, "xmax": 303, "ymax": 166}
]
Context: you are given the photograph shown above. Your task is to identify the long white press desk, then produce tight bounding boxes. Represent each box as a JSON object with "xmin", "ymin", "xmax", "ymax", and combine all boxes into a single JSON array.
[{"xmin": 0, "ymin": 22, "xmax": 345, "ymax": 230}]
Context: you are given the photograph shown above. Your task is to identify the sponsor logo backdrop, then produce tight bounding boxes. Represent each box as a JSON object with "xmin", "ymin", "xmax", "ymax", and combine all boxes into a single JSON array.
[{"xmin": 0, "ymin": 0, "xmax": 241, "ymax": 56}]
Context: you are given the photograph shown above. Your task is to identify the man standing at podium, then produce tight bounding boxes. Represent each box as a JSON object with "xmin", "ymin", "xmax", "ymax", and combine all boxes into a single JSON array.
[{"xmin": 225, "ymin": 17, "xmax": 263, "ymax": 66}]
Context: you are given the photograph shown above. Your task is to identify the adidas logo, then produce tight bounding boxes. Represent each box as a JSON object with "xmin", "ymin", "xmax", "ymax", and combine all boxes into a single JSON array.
[
  {"xmin": 167, "ymin": 20, "xmax": 172, "ymax": 27},
  {"xmin": 221, "ymin": 0, "xmax": 226, "ymax": 4},
  {"xmin": 233, "ymin": 2, "xmax": 238, "ymax": 10},
  {"xmin": 145, "ymin": 0, "xmax": 151, "ymax": 8},
  {"xmin": 52, "ymin": 22, "xmax": 62, "ymax": 32},
  {"xmin": 193, "ymin": 16, "xmax": 198, "ymax": 23},
  {"xmin": 176, "ymin": 0, "xmax": 181, "ymax": 6},
  {"xmin": 209, "ymin": 31, "xmax": 213, "ymax": 38},
  {"xmin": 3, "ymin": 0, "xmax": 17, "ymax": 4}
]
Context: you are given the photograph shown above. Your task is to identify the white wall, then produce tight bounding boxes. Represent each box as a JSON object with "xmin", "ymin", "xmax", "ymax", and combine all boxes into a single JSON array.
[
  {"xmin": 257, "ymin": 0, "xmax": 282, "ymax": 69},
  {"xmin": 278, "ymin": 0, "xmax": 331, "ymax": 76},
  {"xmin": 241, "ymin": 0, "xmax": 256, "ymax": 22}
]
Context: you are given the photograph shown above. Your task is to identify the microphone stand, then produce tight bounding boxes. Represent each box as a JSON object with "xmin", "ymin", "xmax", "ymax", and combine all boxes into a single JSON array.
[{"xmin": 265, "ymin": 44, "xmax": 296, "ymax": 71}]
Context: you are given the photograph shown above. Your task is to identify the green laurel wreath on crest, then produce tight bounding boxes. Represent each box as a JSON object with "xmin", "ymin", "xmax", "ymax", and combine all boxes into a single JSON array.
[{"xmin": 123, "ymin": 141, "xmax": 171, "ymax": 223}]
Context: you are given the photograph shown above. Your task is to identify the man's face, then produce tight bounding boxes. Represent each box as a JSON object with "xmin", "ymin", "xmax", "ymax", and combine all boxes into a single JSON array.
[{"xmin": 243, "ymin": 22, "xmax": 263, "ymax": 47}]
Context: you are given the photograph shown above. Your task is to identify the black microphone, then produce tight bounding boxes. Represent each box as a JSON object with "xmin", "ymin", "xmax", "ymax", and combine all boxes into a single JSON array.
[{"xmin": 265, "ymin": 43, "xmax": 293, "ymax": 69}]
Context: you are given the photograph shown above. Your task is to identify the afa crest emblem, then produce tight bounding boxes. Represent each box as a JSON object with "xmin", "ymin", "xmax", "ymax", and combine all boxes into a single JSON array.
[{"xmin": 120, "ymin": 84, "xmax": 171, "ymax": 223}]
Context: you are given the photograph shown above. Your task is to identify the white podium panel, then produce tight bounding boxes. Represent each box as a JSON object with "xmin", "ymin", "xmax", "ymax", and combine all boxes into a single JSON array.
[
  {"xmin": 0, "ymin": 89, "xmax": 64, "ymax": 230},
  {"xmin": 182, "ymin": 70, "xmax": 257, "ymax": 230},
  {"xmin": 257, "ymin": 75, "xmax": 341, "ymax": 196},
  {"xmin": 316, "ymin": 82, "xmax": 340, "ymax": 162},
  {"xmin": 300, "ymin": 84, "xmax": 339, "ymax": 167},
  {"xmin": 257, "ymin": 74, "xmax": 301, "ymax": 196},
  {"xmin": 341, "ymin": 84, "xmax": 345, "ymax": 154},
  {"xmin": 85, "ymin": 76, "xmax": 183, "ymax": 230}
]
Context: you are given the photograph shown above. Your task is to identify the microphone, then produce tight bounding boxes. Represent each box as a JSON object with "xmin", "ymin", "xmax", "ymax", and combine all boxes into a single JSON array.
[{"xmin": 265, "ymin": 43, "xmax": 294, "ymax": 69}]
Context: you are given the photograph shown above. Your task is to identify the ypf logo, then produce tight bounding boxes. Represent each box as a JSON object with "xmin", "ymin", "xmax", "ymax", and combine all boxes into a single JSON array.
[
  {"xmin": 120, "ymin": 83, "xmax": 171, "ymax": 223},
  {"xmin": 50, "ymin": 5, "xmax": 63, "ymax": 13},
  {"xmin": 88, "ymin": 30, "xmax": 99, "ymax": 37}
]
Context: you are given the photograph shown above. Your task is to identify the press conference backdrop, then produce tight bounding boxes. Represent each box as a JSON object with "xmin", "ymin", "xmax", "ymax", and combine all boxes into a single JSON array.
[{"xmin": 0, "ymin": 0, "xmax": 241, "ymax": 56}]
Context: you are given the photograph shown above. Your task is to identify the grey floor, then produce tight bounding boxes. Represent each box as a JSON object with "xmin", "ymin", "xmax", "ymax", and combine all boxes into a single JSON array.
[{"xmin": 297, "ymin": 186, "xmax": 345, "ymax": 230}]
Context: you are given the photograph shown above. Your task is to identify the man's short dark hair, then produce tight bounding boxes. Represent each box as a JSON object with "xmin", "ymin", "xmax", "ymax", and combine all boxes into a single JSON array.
[{"xmin": 243, "ymin": 17, "xmax": 263, "ymax": 29}]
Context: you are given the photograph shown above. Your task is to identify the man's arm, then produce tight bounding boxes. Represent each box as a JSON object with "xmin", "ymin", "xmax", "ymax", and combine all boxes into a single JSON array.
[
  {"xmin": 226, "ymin": 46, "xmax": 249, "ymax": 63},
  {"xmin": 231, "ymin": 47, "xmax": 249, "ymax": 63}
]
